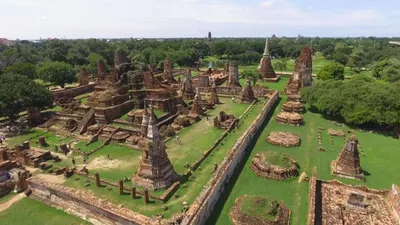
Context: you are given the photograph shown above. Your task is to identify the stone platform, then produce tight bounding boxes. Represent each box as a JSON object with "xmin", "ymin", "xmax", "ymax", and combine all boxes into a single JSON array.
[
  {"xmin": 263, "ymin": 76, "xmax": 281, "ymax": 83},
  {"xmin": 250, "ymin": 152, "xmax": 299, "ymax": 181}
]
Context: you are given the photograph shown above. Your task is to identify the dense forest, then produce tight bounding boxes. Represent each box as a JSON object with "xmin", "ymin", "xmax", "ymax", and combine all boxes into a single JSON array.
[{"xmin": 0, "ymin": 37, "xmax": 400, "ymax": 127}]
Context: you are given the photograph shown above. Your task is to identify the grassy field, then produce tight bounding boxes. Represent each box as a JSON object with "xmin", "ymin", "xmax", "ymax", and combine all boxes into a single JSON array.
[
  {"xmin": 210, "ymin": 78, "xmax": 400, "ymax": 225},
  {"xmin": 0, "ymin": 197, "xmax": 91, "ymax": 225}
]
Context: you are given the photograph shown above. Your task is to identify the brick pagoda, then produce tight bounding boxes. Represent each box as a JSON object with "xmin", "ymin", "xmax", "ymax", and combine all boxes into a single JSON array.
[
  {"xmin": 191, "ymin": 87, "xmax": 204, "ymax": 115},
  {"xmin": 182, "ymin": 69, "xmax": 195, "ymax": 100},
  {"xmin": 133, "ymin": 107, "xmax": 178, "ymax": 190},
  {"xmin": 258, "ymin": 38, "xmax": 279, "ymax": 82},
  {"xmin": 209, "ymin": 83, "xmax": 219, "ymax": 105},
  {"xmin": 331, "ymin": 135, "xmax": 365, "ymax": 181},
  {"xmin": 238, "ymin": 79, "xmax": 256, "ymax": 104},
  {"xmin": 163, "ymin": 57, "xmax": 175, "ymax": 83}
]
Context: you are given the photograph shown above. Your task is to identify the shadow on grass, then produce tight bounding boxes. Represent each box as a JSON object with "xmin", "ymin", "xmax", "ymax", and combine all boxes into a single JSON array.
[{"xmin": 206, "ymin": 97, "xmax": 281, "ymax": 224}]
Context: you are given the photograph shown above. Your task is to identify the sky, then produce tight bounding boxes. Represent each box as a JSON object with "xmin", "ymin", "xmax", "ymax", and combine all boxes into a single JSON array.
[{"xmin": 1, "ymin": 0, "xmax": 400, "ymax": 39}]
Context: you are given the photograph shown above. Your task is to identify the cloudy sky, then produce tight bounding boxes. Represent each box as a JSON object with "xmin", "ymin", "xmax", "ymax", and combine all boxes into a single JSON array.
[{"xmin": 1, "ymin": 0, "xmax": 399, "ymax": 39}]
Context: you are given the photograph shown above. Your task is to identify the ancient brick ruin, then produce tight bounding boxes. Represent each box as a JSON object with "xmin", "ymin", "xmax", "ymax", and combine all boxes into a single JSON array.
[
  {"xmin": 307, "ymin": 172, "xmax": 399, "ymax": 225},
  {"xmin": 226, "ymin": 61, "xmax": 241, "ymax": 87},
  {"xmin": 0, "ymin": 160, "xmax": 30, "ymax": 196},
  {"xmin": 191, "ymin": 88, "xmax": 204, "ymax": 115},
  {"xmin": 276, "ymin": 112, "xmax": 304, "ymax": 125},
  {"xmin": 0, "ymin": 142, "xmax": 58, "ymax": 168},
  {"xmin": 214, "ymin": 111, "xmax": 236, "ymax": 130},
  {"xmin": 133, "ymin": 107, "xmax": 178, "ymax": 190},
  {"xmin": 267, "ymin": 131, "xmax": 301, "ymax": 147},
  {"xmin": 282, "ymin": 101, "xmax": 305, "ymax": 113},
  {"xmin": 258, "ymin": 38, "xmax": 279, "ymax": 82},
  {"xmin": 163, "ymin": 57, "xmax": 176, "ymax": 83},
  {"xmin": 230, "ymin": 195, "xmax": 291, "ymax": 225},
  {"xmin": 237, "ymin": 79, "xmax": 256, "ymax": 104},
  {"xmin": 250, "ymin": 152, "xmax": 299, "ymax": 181},
  {"xmin": 182, "ymin": 69, "xmax": 195, "ymax": 100},
  {"xmin": 78, "ymin": 66, "xmax": 90, "ymax": 86},
  {"xmin": 209, "ymin": 83, "xmax": 219, "ymax": 105},
  {"xmin": 97, "ymin": 59, "xmax": 107, "ymax": 81},
  {"xmin": 113, "ymin": 49, "xmax": 130, "ymax": 67},
  {"xmin": 331, "ymin": 135, "xmax": 365, "ymax": 181},
  {"xmin": 285, "ymin": 47, "xmax": 313, "ymax": 95}
]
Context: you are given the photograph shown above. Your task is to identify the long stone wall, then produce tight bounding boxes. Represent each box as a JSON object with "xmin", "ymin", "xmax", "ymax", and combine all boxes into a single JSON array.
[
  {"xmin": 27, "ymin": 176, "xmax": 162, "ymax": 225},
  {"xmin": 181, "ymin": 91, "xmax": 279, "ymax": 225},
  {"xmin": 51, "ymin": 84, "xmax": 95, "ymax": 100}
]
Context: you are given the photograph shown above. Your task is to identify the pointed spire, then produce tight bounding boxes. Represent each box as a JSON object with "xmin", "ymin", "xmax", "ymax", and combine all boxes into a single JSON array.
[
  {"xmin": 141, "ymin": 104, "xmax": 150, "ymax": 137},
  {"xmin": 263, "ymin": 37, "xmax": 270, "ymax": 56},
  {"xmin": 147, "ymin": 105, "xmax": 159, "ymax": 140}
]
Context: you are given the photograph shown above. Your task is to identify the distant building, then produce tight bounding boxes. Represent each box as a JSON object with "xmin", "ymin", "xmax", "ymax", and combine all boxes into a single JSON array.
[
  {"xmin": 208, "ymin": 31, "xmax": 212, "ymax": 42},
  {"xmin": 0, "ymin": 38, "xmax": 14, "ymax": 46}
]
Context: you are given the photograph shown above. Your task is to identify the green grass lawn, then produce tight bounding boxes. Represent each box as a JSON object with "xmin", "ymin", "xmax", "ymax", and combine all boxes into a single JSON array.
[
  {"xmin": 0, "ymin": 197, "xmax": 90, "ymax": 225},
  {"xmin": 264, "ymin": 152, "xmax": 293, "ymax": 168},
  {"xmin": 6, "ymin": 129, "xmax": 47, "ymax": 147},
  {"xmin": 210, "ymin": 78, "xmax": 400, "ymax": 225}
]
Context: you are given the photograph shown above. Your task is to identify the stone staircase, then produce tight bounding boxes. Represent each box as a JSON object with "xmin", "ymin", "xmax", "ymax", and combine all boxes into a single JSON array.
[{"xmin": 77, "ymin": 109, "xmax": 95, "ymax": 135}]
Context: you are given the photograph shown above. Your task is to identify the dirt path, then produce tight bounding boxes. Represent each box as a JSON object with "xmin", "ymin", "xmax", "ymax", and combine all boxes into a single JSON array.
[{"xmin": 0, "ymin": 193, "xmax": 25, "ymax": 212}]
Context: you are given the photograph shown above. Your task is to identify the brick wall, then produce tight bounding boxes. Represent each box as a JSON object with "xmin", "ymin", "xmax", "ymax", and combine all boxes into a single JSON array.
[{"xmin": 181, "ymin": 91, "xmax": 279, "ymax": 225}]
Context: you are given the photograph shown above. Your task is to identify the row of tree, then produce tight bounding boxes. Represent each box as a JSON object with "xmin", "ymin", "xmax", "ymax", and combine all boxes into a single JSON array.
[{"xmin": 301, "ymin": 76, "xmax": 400, "ymax": 127}]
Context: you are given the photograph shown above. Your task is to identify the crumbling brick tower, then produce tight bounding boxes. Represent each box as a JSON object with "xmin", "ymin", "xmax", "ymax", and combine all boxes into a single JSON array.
[
  {"xmin": 209, "ymin": 83, "xmax": 219, "ymax": 104},
  {"xmin": 191, "ymin": 87, "xmax": 204, "ymax": 115},
  {"xmin": 258, "ymin": 38, "xmax": 277, "ymax": 79},
  {"xmin": 134, "ymin": 107, "xmax": 178, "ymax": 190},
  {"xmin": 114, "ymin": 49, "xmax": 129, "ymax": 68},
  {"xmin": 163, "ymin": 57, "xmax": 176, "ymax": 83},
  {"xmin": 182, "ymin": 69, "xmax": 195, "ymax": 100},
  {"xmin": 238, "ymin": 79, "xmax": 256, "ymax": 104},
  {"xmin": 284, "ymin": 47, "xmax": 313, "ymax": 94},
  {"xmin": 331, "ymin": 134, "xmax": 365, "ymax": 181},
  {"xmin": 227, "ymin": 61, "xmax": 241, "ymax": 87},
  {"xmin": 78, "ymin": 66, "xmax": 90, "ymax": 86},
  {"xmin": 97, "ymin": 59, "xmax": 107, "ymax": 81}
]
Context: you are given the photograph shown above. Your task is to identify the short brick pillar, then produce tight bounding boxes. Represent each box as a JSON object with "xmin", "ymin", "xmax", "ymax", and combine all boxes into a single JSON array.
[
  {"xmin": 95, "ymin": 173, "xmax": 101, "ymax": 187},
  {"xmin": 119, "ymin": 180, "xmax": 124, "ymax": 195},
  {"xmin": 144, "ymin": 189, "xmax": 149, "ymax": 204},
  {"xmin": 131, "ymin": 187, "xmax": 136, "ymax": 199}
]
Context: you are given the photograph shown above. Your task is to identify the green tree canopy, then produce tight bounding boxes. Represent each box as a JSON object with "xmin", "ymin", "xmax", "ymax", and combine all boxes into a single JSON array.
[
  {"xmin": 241, "ymin": 70, "xmax": 261, "ymax": 85},
  {"xmin": 37, "ymin": 61, "xmax": 76, "ymax": 88},
  {"xmin": 317, "ymin": 62, "xmax": 345, "ymax": 81},
  {"xmin": 273, "ymin": 59, "xmax": 288, "ymax": 75},
  {"xmin": 371, "ymin": 58, "xmax": 400, "ymax": 83},
  {"xmin": 0, "ymin": 73, "xmax": 52, "ymax": 122},
  {"xmin": 5, "ymin": 62, "xmax": 37, "ymax": 79},
  {"xmin": 302, "ymin": 76, "xmax": 400, "ymax": 127}
]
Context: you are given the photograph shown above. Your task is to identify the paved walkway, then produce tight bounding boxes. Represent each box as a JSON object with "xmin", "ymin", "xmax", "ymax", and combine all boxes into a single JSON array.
[{"xmin": 0, "ymin": 193, "xmax": 25, "ymax": 212}]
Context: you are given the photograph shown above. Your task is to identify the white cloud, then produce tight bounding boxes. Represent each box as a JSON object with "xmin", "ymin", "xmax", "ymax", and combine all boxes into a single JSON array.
[{"xmin": 0, "ymin": 0, "xmax": 398, "ymax": 39}]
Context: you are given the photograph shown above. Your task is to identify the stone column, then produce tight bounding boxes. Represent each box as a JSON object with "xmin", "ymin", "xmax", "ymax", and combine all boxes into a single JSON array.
[
  {"xmin": 131, "ymin": 187, "xmax": 136, "ymax": 199},
  {"xmin": 144, "ymin": 189, "xmax": 149, "ymax": 204},
  {"xmin": 22, "ymin": 141, "xmax": 30, "ymax": 150},
  {"xmin": 119, "ymin": 180, "xmax": 124, "ymax": 195},
  {"xmin": 95, "ymin": 173, "xmax": 101, "ymax": 187}
]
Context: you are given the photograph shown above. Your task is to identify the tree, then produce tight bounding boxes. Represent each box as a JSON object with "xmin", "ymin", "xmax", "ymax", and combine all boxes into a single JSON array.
[
  {"xmin": 86, "ymin": 53, "xmax": 107, "ymax": 75},
  {"xmin": 0, "ymin": 73, "xmax": 52, "ymax": 122},
  {"xmin": 317, "ymin": 62, "xmax": 345, "ymax": 81},
  {"xmin": 37, "ymin": 61, "xmax": 76, "ymax": 88},
  {"xmin": 241, "ymin": 70, "xmax": 261, "ymax": 86},
  {"xmin": 273, "ymin": 59, "xmax": 288, "ymax": 75},
  {"xmin": 5, "ymin": 62, "xmax": 37, "ymax": 79},
  {"xmin": 372, "ymin": 58, "xmax": 400, "ymax": 82}
]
